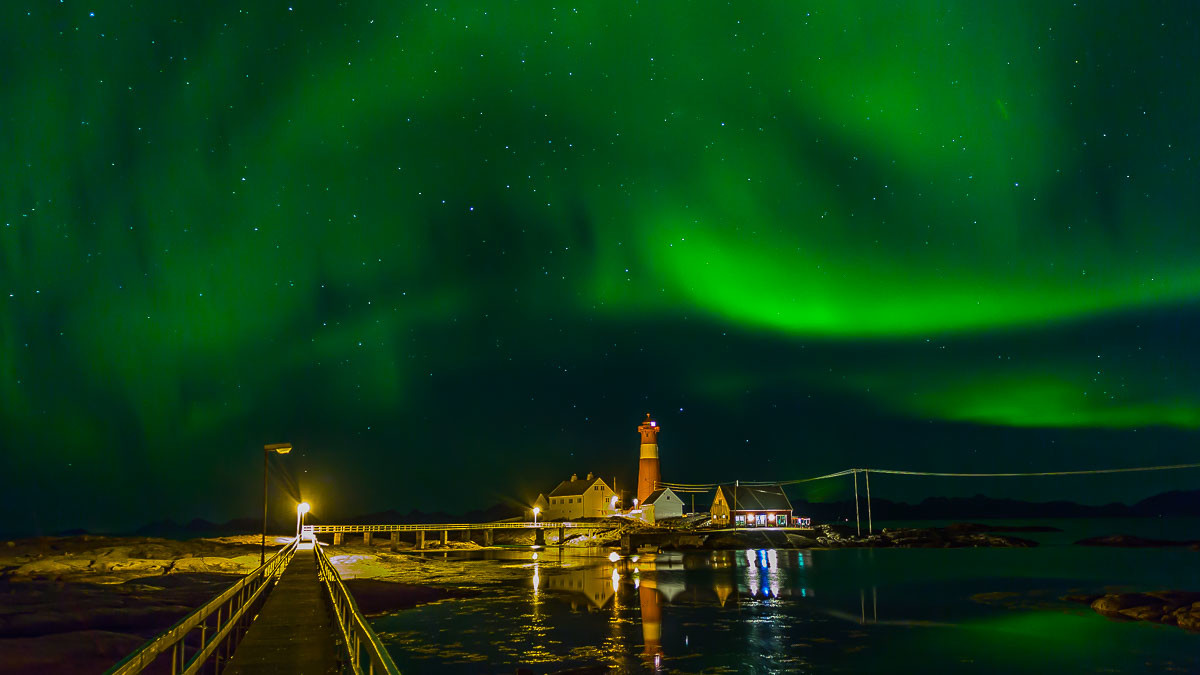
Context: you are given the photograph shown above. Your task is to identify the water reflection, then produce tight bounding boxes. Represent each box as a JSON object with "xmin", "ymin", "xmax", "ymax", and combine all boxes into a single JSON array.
[
  {"xmin": 531, "ymin": 548, "xmax": 818, "ymax": 671},
  {"xmin": 379, "ymin": 541, "xmax": 1200, "ymax": 674}
]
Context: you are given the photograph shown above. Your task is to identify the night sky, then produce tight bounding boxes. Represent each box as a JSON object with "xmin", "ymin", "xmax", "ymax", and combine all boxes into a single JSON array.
[{"xmin": 4, "ymin": 2, "xmax": 1200, "ymax": 535}]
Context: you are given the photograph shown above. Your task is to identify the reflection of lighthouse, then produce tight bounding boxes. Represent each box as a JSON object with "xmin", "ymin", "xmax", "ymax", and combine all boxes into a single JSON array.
[
  {"xmin": 639, "ymin": 584, "xmax": 664, "ymax": 668},
  {"xmin": 636, "ymin": 413, "xmax": 661, "ymax": 505}
]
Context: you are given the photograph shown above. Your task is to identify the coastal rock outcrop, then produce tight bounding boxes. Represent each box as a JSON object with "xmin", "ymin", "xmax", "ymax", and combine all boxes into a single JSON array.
[
  {"xmin": 648, "ymin": 523, "xmax": 1039, "ymax": 551},
  {"xmin": 1068, "ymin": 591, "xmax": 1200, "ymax": 632}
]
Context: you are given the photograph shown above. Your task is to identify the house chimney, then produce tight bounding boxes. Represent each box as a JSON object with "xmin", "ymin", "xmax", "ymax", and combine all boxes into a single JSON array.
[
  {"xmin": 586, "ymin": 472, "xmax": 594, "ymax": 481},
  {"xmin": 571, "ymin": 473, "xmax": 578, "ymax": 482}
]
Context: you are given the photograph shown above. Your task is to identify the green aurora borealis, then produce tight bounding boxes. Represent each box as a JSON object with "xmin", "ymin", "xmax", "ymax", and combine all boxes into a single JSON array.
[{"xmin": 3, "ymin": 2, "xmax": 1200, "ymax": 532}]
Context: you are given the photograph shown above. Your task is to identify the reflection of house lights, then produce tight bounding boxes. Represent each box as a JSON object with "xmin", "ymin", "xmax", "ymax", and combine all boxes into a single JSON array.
[
  {"xmin": 612, "ymin": 568, "xmax": 620, "ymax": 593},
  {"xmin": 532, "ymin": 552, "xmax": 539, "ymax": 560},
  {"xmin": 631, "ymin": 555, "xmax": 639, "ymax": 563}
]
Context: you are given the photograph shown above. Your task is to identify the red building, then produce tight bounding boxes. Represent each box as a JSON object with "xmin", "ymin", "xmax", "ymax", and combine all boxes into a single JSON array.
[{"xmin": 709, "ymin": 484, "xmax": 793, "ymax": 527}]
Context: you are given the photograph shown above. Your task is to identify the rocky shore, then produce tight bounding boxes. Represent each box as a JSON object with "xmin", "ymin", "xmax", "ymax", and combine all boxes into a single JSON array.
[
  {"xmin": 1066, "ymin": 591, "xmax": 1200, "ymax": 632},
  {"xmin": 653, "ymin": 523, "xmax": 1041, "ymax": 551}
]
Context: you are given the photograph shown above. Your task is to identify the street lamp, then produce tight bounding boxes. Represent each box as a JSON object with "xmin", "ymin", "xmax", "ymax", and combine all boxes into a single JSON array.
[
  {"xmin": 262, "ymin": 442, "xmax": 292, "ymax": 564},
  {"xmin": 532, "ymin": 506, "xmax": 540, "ymax": 525},
  {"xmin": 296, "ymin": 502, "xmax": 311, "ymax": 541}
]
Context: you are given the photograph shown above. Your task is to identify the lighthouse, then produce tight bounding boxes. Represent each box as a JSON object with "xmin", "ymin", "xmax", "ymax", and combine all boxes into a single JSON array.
[{"xmin": 636, "ymin": 413, "xmax": 662, "ymax": 505}]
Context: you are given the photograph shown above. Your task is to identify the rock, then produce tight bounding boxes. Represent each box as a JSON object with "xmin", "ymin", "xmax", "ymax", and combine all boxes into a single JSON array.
[
  {"xmin": 12, "ymin": 559, "xmax": 94, "ymax": 579},
  {"xmin": 1061, "ymin": 593, "xmax": 1103, "ymax": 605},
  {"xmin": 1118, "ymin": 605, "xmax": 1166, "ymax": 622},
  {"xmin": 1086, "ymin": 591, "xmax": 1200, "ymax": 633},
  {"xmin": 1090, "ymin": 593, "xmax": 1158, "ymax": 616},
  {"xmin": 1178, "ymin": 612, "xmax": 1200, "ymax": 632},
  {"xmin": 168, "ymin": 556, "xmax": 255, "ymax": 575},
  {"xmin": 785, "ymin": 534, "xmax": 818, "ymax": 548}
]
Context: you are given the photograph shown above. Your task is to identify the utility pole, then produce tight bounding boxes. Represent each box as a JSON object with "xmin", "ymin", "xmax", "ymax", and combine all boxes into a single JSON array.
[
  {"xmin": 733, "ymin": 479, "xmax": 739, "ymax": 530},
  {"xmin": 262, "ymin": 443, "xmax": 292, "ymax": 565},
  {"xmin": 853, "ymin": 470, "xmax": 861, "ymax": 536}
]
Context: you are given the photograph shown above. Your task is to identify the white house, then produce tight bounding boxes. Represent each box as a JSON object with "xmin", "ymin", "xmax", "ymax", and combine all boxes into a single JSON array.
[{"xmin": 641, "ymin": 488, "xmax": 684, "ymax": 523}]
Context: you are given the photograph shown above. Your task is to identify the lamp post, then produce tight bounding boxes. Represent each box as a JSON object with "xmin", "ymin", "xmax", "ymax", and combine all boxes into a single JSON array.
[
  {"xmin": 296, "ymin": 502, "xmax": 310, "ymax": 541},
  {"xmin": 262, "ymin": 443, "xmax": 292, "ymax": 565},
  {"xmin": 532, "ymin": 506, "xmax": 540, "ymax": 525}
]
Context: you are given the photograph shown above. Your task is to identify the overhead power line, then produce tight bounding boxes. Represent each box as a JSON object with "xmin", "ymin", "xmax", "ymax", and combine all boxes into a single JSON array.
[
  {"xmin": 860, "ymin": 461, "xmax": 1200, "ymax": 478},
  {"xmin": 659, "ymin": 461, "xmax": 1200, "ymax": 491}
]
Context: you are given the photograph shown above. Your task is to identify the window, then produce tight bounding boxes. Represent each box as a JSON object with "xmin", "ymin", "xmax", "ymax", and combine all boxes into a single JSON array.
[
  {"xmin": 776, "ymin": 514, "xmax": 787, "ymax": 526},
  {"xmin": 735, "ymin": 515, "xmax": 746, "ymax": 525}
]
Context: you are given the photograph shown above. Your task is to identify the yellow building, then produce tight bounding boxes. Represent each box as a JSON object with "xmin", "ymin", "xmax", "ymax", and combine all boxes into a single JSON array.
[{"xmin": 546, "ymin": 473, "xmax": 618, "ymax": 520}]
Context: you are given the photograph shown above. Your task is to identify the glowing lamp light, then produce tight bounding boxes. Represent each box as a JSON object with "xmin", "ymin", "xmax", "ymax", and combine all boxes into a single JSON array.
[
  {"xmin": 608, "ymin": 551, "xmax": 620, "ymax": 563},
  {"xmin": 295, "ymin": 502, "xmax": 311, "ymax": 541},
  {"xmin": 650, "ymin": 421, "xmax": 656, "ymax": 427}
]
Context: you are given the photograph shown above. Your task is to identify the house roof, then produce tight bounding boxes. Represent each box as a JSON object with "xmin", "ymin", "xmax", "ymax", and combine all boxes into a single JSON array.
[
  {"xmin": 643, "ymin": 488, "xmax": 678, "ymax": 505},
  {"xmin": 714, "ymin": 484, "xmax": 792, "ymax": 512},
  {"xmin": 549, "ymin": 475, "xmax": 608, "ymax": 497}
]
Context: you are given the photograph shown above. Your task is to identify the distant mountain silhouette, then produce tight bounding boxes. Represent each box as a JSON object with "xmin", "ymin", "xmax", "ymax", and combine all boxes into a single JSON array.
[{"xmin": 790, "ymin": 489, "xmax": 1200, "ymax": 521}]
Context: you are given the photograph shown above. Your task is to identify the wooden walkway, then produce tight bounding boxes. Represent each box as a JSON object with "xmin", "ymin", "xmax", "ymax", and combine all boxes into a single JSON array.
[{"xmin": 224, "ymin": 544, "xmax": 342, "ymax": 675}]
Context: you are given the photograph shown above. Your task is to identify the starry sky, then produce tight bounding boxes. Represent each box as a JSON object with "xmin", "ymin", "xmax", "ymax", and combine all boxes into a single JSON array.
[{"xmin": 3, "ymin": 1, "xmax": 1200, "ymax": 534}]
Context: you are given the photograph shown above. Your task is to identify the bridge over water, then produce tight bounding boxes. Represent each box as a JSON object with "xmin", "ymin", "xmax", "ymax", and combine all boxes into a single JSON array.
[
  {"xmin": 304, "ymin": 520, "xmax": 612, "ymax": 548},
  {"xmin": 105, "ymin": 520, "xmax": 615, "ymax": 674}
]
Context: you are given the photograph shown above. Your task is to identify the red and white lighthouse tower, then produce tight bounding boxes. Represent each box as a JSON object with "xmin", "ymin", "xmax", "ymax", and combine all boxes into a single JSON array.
[{"xmin": 636, "ymin": 413, "xmax": 662, "ymax": 505}]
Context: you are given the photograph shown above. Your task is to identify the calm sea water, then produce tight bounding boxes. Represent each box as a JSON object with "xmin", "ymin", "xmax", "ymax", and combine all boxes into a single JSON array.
[{"xmin": 371, "ymin": 518, "xmax": 1200, "ymax": 673}]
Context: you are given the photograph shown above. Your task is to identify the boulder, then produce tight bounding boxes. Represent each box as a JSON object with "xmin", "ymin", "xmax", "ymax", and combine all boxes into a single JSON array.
[
  {"xmin": 1118, "ymin": 605, "xmax": 1166, "ymax": 622},
  {"xmin": 1178, "ymin": 612, "xmax": 1200, "ymax": 632},
  {"xmin": 168, "ymin": 557, "xmax": 254, "ymax": 574},
  {"xmin": 1090, "ymin": 593, "xmax": 1159, "ymax": 616}
]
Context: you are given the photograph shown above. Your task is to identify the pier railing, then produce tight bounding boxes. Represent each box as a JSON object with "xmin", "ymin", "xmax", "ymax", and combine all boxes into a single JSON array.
[
  {"xmin": 313, "ymin": 538, "xmax": 402, "ymax": 675},
  {"xmin": 105, "ymin": 537, "xmax": 298, "ymax": 675}
]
